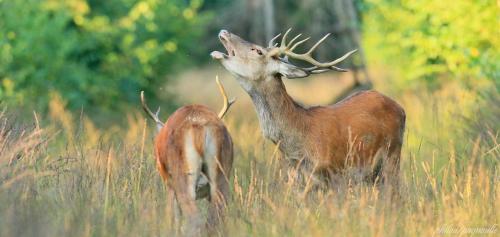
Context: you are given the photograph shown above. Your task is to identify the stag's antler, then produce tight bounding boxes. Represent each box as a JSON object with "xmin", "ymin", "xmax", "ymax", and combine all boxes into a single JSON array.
[
  {"xmin": 140, "ymin": 91, "xmax": 164, "ymax": 132},
  {"xmin": 216, "ymin": 76, "xmax": 236, "ymax": 119},
  {"xmin": 268, "ymin": 33, "xmax": 281, "ymax": 48},
  {"xmin": 268, "ymin": 28, "xmax": 358, "ymax": 77}
]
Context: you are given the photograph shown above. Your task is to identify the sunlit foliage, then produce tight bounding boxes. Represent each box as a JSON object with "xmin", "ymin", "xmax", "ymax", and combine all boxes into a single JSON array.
[
  {"xmin": 0, "ymin": 0, "xmax": 208, "ymax": 112},
  {"xmin": 363, "ymin": 0, "xmax": 499, "ymax": 88}
]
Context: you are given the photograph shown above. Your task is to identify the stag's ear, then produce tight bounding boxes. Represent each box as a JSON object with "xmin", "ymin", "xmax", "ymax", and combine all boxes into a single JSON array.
[{"xmin": 278, "ymin": 61, "xmax": 308, "ymax": 79}]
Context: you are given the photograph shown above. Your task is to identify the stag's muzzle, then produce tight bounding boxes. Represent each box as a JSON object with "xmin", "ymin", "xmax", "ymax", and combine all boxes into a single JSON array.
[{"xmin": 211, "ymin": 29, "xmax": 238, "ymax": 60}]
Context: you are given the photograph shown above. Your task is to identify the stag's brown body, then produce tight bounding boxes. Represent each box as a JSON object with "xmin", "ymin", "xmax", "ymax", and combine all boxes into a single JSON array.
[
  {"xmin": 248, "ymin": 76, "xmax": 405, "ymax": 179},
  {"xmin": 212, "ymin": 29, "xmax": 406, "ymax": 182},
  {"xmin": 305, "ymin": 91, "xmax": 405, "ymax": 172}
]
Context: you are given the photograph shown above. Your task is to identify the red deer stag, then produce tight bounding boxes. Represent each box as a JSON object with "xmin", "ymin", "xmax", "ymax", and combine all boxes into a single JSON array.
[
  {"xmin": 141, "ymin": 77, "xmax": 235, "ymax": 236},
  {"xmin": 211, "ymin": 29, "xmax": 405, "ymax": 185}
]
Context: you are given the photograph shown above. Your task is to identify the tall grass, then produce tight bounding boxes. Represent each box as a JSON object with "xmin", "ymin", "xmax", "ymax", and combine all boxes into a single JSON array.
[{"xmin": 0, "ymin": 77, "xmax": 498, "ymax": 236}]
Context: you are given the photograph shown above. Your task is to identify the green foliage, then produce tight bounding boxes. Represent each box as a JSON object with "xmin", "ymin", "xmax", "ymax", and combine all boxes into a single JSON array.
[
  {"xmin": 0, "ymin": 0, "xmax": 209, "ymax": 112},
  {"xmin": 363, "ymin": 0, "xmax": 499, "ymax": 89}
]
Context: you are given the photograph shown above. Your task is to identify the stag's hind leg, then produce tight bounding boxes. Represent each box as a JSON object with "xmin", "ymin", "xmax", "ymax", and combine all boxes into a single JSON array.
[
  {"xmin": 384, "ymin": 146, "xmax": 401, "ymax": 187},
  {"xmin": 205, "ymin": 128, "xmax": 232, "ymax": 233},
  {"xmin": 158, "ymin": 160, "xmax": 201, "ymax": 236},
  {"xmin": 166, "ymin": 186, "xmax": 181, "ymax": 235},
  {"xmin": 370, "ymin": 146, "xmax": 402, "ymax": 199},
  {"xmin": 204, "ymin": 157, "xmax": 231, "ymax": 237},
  {"xmin": 175, "ymin": 130, "xmax": 205, "ymax": 237},
  {"xmin": 156, "ymin": 160, "xmax": 182, "ymax": 233},
  {"xmin": 369, "ymin": 144, "xmax": 401, "ymax": 184},
  {"xmin": 172, "ymin": 185, "xmax": 202, "ymax": 237},
  {"xmin": 165, "ymin": 168, "xmax": 203, "ymax": 237},
  {"xmin": 209, "ymin": 165, "xmax": 230, "ymax": 220}
]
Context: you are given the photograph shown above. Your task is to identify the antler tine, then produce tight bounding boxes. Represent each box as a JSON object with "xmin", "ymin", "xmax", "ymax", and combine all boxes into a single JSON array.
[
  {"xmin": 306, "ymin": 33, "xmax": 330, "ymax": 54},
  {"xmin": 290, "ymin": 37, "xmax": 311, "ymax": 51},
  {"xmin": 286, "ymin": 64, "xmax": 349, "ymax": 79},
  {"xmin": 309, "ymin": 65, "xmax": 348, "ymax": 73},
  {"xmin": 280, "ymin": 28, "xmax": 292, "ymax": 49},
  {"xmin": 216, "ymin": 76, "xmax": 236, "ymax": 119},
  {"xmin": 323, "ymin": 48, "xmax": 358, "ymax": 67},
  {"xmin": 285, "ymin": 47, "xmax": 358, "ymax": 68},
  {"xmin": 268, "ymin": 28, "xmax": 297, "ymax": 57},
  {"xmin": 272, "ymin": 29, "xmax": 357, "ymax": 73},
  {"xmin": 140, "ymin": 91, "xmax": 164, "ymax": 131},
  {"xmin": 302, "ymin": 63, "xmax": 350, "ymax": 74},
  {"xmin": 268, "ymin": 33, "xmax": 281, "ymax": 48},
  {"xmin": 287, "ymin": 33, "xmax": 302, "ymax": 48}
]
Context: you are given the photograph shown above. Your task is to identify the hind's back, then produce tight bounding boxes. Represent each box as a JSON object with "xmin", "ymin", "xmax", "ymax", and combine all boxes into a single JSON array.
[{"xmin": 155, "ymin": 104, "xmax": 231, "ymax": 178}]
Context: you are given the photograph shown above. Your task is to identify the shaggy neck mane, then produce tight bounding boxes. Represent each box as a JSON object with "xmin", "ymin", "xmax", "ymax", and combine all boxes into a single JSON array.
[{"xmin": 245, "ymin": 75, "xmax": 309, "ymax": 158}]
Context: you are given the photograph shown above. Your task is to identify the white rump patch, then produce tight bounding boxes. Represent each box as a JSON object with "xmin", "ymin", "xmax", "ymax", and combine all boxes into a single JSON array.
[
  {"xmin": 204, "ymin": 127, "xmax": 219, "ymax": 197},
  {"xmin": 184, "ymin": 130, "xmax": 202, "ymax": 200}
]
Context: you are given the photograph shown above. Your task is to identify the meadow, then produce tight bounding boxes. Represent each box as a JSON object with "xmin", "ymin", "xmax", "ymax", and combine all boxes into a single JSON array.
[{"xmin": 0, "ymin": 66, "xmax": 498, "ymax": 237}]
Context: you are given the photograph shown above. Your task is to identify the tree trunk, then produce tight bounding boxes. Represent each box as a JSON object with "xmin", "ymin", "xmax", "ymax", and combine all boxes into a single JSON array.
[{"xmin": 263, "ymin": 0, "xmax": 276, "ymax": 43}]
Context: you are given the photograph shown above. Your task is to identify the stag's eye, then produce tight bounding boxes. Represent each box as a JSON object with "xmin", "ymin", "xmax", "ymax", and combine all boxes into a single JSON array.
[{"xmin": 251, "ymin": 48, "xmax": 263, "ymax": 55}]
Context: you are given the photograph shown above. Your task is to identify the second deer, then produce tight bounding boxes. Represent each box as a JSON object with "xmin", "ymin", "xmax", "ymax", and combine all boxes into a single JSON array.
[{"xmin": 141, "ymin": 77, "xmax": 235, "ymax": 236}]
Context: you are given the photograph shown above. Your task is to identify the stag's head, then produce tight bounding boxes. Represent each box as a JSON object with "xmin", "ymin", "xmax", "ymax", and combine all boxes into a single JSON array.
[{"xmin": 211, "ymin": 29, "xmax": 357, "ymax": 86}]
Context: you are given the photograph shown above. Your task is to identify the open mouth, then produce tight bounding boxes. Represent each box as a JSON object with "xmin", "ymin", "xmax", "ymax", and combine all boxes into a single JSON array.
[
  {"xmin": 211, "ymin": 30, "xmax": 235, "ymax": 60},
  {"xmin": 219, "ymin": 34, "xmax": 236, "ymax": 57}
]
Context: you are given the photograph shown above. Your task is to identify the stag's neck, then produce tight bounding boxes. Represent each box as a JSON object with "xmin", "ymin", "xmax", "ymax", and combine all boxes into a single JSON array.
[{"xmin": 242, "ymin": 76, "xmax": 309, "ymax": 156}]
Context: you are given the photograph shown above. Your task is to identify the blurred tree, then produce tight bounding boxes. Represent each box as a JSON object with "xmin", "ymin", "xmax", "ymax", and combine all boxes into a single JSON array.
[
  {"xmin": 363, "ymin": 0, "xmax": 499, "ymax": 90},
  {"xmin": 0, "ymin": 0, "xmax": 209, "ymax": 114}
]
